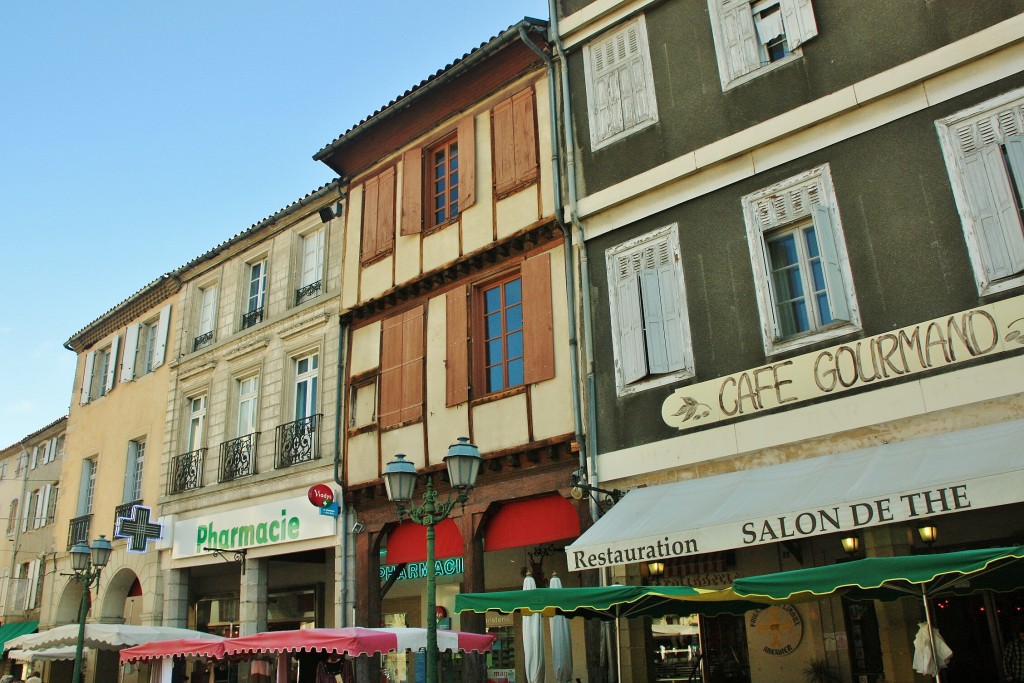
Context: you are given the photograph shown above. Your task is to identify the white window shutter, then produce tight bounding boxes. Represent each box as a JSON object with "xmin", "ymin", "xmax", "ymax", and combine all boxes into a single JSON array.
[
  {"xmin": 123, "ymin": 442, "xmax": 138, "ymax": 503},
  {"xmin": 34, "ymin": 487, "xmax": 46, "ymax": 528},
  {"xmin": 720, "ymin": 1, "xmax": 760, "ymax": 80},
  {"xmin": 812, "ymin": 205, "xmax": 852, "ymax": 323},
  {"xmin": 20, "ymin": 493, "xmax": 31, "ymax": 532},
  {"xmin": 639, "ymin": 269, "xmax": 670, "ymax": 374},
  {"xmin": 41, "ymin": 484, "xmax": 51, "ymax": 525},
  {"xmin": 779, "ymin": 0, "xmax": 818, "ymax": 48},
  {"xmin": 152, "ymin": 304, "xmax": 171, "ymax": 368},
  {"xmin": 77, "ymin": 463, "xmax": 92, "ymax": 517},
  {"xmin": 121, "ymin": 323, "xmax": 140, "ymax": 382},
  {"xmin": 105, "ymin": 334, "xmax": 120, "ymax": 394},
  {"xmin": 593, "ymin": 63, "xmax": 624, "ymax": 143},
  {"xmin": 616, "ymin": 274, "xmax": 648, "ymax": 384},
  {"xmin": 47, "ymin": 437, "xmax": 56, "ymax": 463},
  {"xmin": 80, "ymin": 351, "xmax": 95, "ymax": 404},
  {"xmin": 23, "ymin": 560, "xmax": 36, "ymax": 609},
  {"xmin": 656, "ymin": 260, "xmax": 688, "ymax": 371},
  {"xmin": 29, "ymin": 447, "xmax": 38, "ymax": 470},
  {"xmin": 962, "ymin": 145, "xmax": 1024, "ymax": 281}
]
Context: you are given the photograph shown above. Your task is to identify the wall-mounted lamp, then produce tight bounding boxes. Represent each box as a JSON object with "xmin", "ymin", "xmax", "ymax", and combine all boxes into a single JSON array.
[
  {"xmin": 569, "ymin": 469, "xmax": 624, "ymax": 506},
  {"xmin": 840, "ymin": 535, "xmax": 861, "ymax": 555},
  {"xmin": 318, "ymin": 206, "xmax": 336, "ymax": 223},
  {"xmin": 917, "ymin": 523, "xmax": 938, "ymax": 547},
  {"xmin": 647, "ymin": 561, "xmax": 665, "ymax": 578}
]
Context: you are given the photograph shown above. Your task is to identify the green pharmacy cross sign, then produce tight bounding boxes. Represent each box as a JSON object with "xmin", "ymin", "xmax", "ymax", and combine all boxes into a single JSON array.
[{"xmin": 115, "ymin": 505, "xmax": 163, "ymax": 553}]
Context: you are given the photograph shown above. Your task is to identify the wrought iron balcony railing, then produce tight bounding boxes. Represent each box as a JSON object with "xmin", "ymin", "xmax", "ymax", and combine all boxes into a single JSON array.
[
  {"xmin": 169, "ymin": 448, "xmax": 205, "ymax": 494},
  {"xmin": 67, "ymin": 514, "xmax": 92, "ymax": 550},
  {"xmin": 276, "ymin": 414, "xmax": 321, "ymax": 469},
  {"xmin": 219, "ymin": 432, "xmax": 259, "ymax": 483},
  {"xmin": 113, "ymin": 500, "xmax": 142, "ymax": 537},
  {"xmin": 193, "ymin": 331, "xmax": 214, "ymax": 351},
  {"xmin": 295, "ymin": 279, "xmax": 322, "ymax": 306},
  {"xmin": 241, "ymin": 307, "xmax": 264, "ymax": 330}
]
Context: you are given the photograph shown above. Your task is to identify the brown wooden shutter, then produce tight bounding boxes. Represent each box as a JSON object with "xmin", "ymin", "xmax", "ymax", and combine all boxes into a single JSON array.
[
  {"xmin": 522, "ymin": 252, "xmax": 555, "ymax": 385},
  {"xmin": 458, "ymin": 116, "xmax": 476, "ymax": 211},
  {"xmin": 513, "ymin": 89, "xmax": 539, "ymax": 186},
  {"xmin": 360, "ymin": 176, "xmax": 380, "ymax": 264},
  {"xmin": 379, "ymin": 314, "xmax": 404, "ymax": 429},
  {"xmin": 401, "ymin": 148, "xmax": 423, "ymax": 235},
  {"xmin": 492, "ymin": 98, "xmax": 516, "ymax": 195},
  {"xmin": 400, "ymin": 307, "xmax": 425, "ymax": 424},
  {"xmin": 377, "ymin": 166, "xmax": 396, "ymax": 255},
  {"xmin": 446, "ymin": 285, "xmax": 470, "ymax": 406}
]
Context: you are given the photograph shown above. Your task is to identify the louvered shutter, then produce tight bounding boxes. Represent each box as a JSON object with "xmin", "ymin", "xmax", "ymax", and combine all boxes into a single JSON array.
[
  {"xmin": 615, "ymin": 269, "xmax": 647, "ymax": 384},
  {"xmin": 105, "ymin": 334, "xmax": 120, "ymax": 393},
  {"xmin": 639, "ymin": 268, "xmax": 671, "ymax": 374},
  {"xmin": 962, "ymin": 145, "xmax": 1024, "ymax": 281},
  {"xmin": 779, "ymin": 0, "xmax": 818, "ymax": 48},
  {"xmin": 492, "ymin": 98, "xmax": 516, "ymax": 194},
  {"xmin": 513, "ymin": 89, "xmax": 539, "ymax": 188},
  {"xmin": 121, "ymin": 323, "xmax": 140, "ymax": 382},
  {"xmin": 592, "ymin": 34, "xmax": 624, "ymax": 143},
  {"xmin": 653, "ymin": 252, "xmax": 688, "ymax": 372},
  {"xmin": 720, "ymin": 1, "xmax": 761, "ymax": 81},
  {"xmin": 400, "ymin": 307, "xmax": 425, "ymax": 424},
  {"xmin": 811, "ymin": 205, "xmax": 852, "ymax": 323},
  {"xmin": 80, "ymin": 351, "xmax": 95, "ymax": 404},
  {"xmin": 458, "ymin": 116, "xmax": 476, "ymax": 211},
  {"xmin": 446, "ymin": 286, "xmax": 470, "ymax": 406},
  {"xmin": 522, "ymin": 253, "xmax": 555, "ymax": 385},
  {"xmin": 401, "ymin": 148, "xmax": 423, "ymax": 235}
]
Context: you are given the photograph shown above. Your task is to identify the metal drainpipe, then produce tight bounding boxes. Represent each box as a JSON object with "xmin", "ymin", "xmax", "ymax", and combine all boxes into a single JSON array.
[
  {"xmin": 516, "ymin": 27, "xmax": 590, "ymax": 499},
  {"xmin": 333, "ymin": 313, "xmax": 350, "ymax": 626}
]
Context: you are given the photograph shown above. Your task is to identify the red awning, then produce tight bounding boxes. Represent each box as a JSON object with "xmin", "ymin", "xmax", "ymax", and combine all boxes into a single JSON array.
[
  {"xmin": 485, "ymin": 494, "xmax": 580, "ymax": 551},
  {"xmin": 386, "ymin": 517, "xmax": 463, "ymax": 564}
]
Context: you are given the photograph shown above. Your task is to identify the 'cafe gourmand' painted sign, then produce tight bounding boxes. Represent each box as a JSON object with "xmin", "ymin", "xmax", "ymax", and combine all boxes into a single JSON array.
[
  {"xmin": 662, "ymin": 295, "xmax": 1024, "ymax": 430},
  {"xmin": 171, "ymin": 496, "xmax": 337, "ymax": 559}
]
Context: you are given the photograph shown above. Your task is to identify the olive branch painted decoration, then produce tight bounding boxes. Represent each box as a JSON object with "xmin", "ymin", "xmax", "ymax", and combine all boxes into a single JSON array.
[
  {"xmin": 671, "ymin": 395, "xmax": 711, "ymax": 422},
  {"xmin": 1005, "ymin": 318, "xmax": 1024, "ymax": 345}
]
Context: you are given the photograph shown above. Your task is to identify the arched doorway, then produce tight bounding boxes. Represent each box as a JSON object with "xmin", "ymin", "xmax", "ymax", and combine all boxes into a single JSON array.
[{"xmin": 98, "ymin": 567, "xmax": 142, "ymax": 624}]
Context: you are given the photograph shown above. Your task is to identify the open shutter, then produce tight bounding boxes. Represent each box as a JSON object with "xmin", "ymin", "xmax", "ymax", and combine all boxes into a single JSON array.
[
  {"xmin": 34, "ymin": 486, "xmax": 47, "ymax": 528},
  {"xmin": 77, "ymin": 463, "xmax": 92, "ymax": 517},
  {"xmin": 648, "ymin": 250, "xmax": 688, "ymax": 373},
  {"xmin": 29, "ymin": 446, "xmax": 38, "ymax": 470},
  {"xmin": 80, "ymin": 351, "xmax": 95, "ymax": 404},
  {"xmin": 639, "ymin": 269, "xmax": 671, "ymax": 374},
  {"xmin": 401, "ymin": 307, "xmax": 425, "ymax": 424},
  {"xmin": 23, "ymin": 560, "xmax": 37, "ymax": 609},
  {"xmin": 152, "ymin": 304, "xmax": 171, "ymax": 368},
  {"xmin": 121, "ymin": 324, "xmax": 140, "ymax": 382},
  {"xmin": 379, "ymin": 315, "xmax": 405, "ymax": 429},
  {"xmin": 105, "ymin": 334, "xmax": 120, "ymax": 393},
  {"xmin": 446, "ymin": 285, "xmax": 470, "ymax": 406},
  {"xmin": 616, "ymin": 273, "xmax": 647, "ymax": 384},
  {"xmin": 458, "ymin": 116, "xmax": 476, "ymax": 211},
  {"xmin": 123, "ymin": 442, "xmax": 138, "ymax": 503},
  {"xmin": 492, "ymin": 98, "xmax": 516, "ymax": 195},
  {"xmin": 401, "ymin": 148, "xmax": 423, "ymax": 235},
  {"xmin": 20, "ymin": 492, "xmax": 31, "ymax": 532},
  {"xmin": 1003, "ymin": 135, "xmax": 1024, "ymax": 273},
  {"xmin": 47, "ymin": 437, "xmax": 57, "ymax": 464},
  {"xmin": 779, "ymin": 0, "xmax": 818, "ymax": 48},
  {"xmin": 811, "ymin": 205, "xmax": 852, "ymax": 323},
  {"xmin": 522, "ymin": 253, "xmax": 555, "ymax": 385},
  {"xmin": 720, "ymin": 0, "xmax": 760, "ymax": 81},
  {"xmin": 962, "ymin": 145, "xmax": 1024, "ymax": 281}
]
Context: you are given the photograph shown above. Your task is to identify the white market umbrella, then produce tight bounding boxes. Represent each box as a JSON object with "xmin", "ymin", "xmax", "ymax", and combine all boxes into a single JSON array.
[
  {"xmin": 548, "ymin": 574, "xmax": 572, "ymax": 683},
  {"xmin": 523, "ymin": 575, "xmax": 545, "ymax": 683},
  {"xmin": 7, "ymin": 624, "xmax": 221, "ymax": 652}
]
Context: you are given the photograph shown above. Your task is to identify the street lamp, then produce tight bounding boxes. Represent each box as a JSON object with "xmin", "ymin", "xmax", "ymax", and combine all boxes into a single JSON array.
[
  {"xmin": 383, "ymin": 437, "xmax": 482, "ymax": 683},
  {"xmin": 69, "ymin": 535, "xmax": 112, "ymax": 683}
]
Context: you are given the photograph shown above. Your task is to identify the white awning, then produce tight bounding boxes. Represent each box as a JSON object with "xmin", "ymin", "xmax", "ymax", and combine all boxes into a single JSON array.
[{"xmin": 566, "ymin": 418, "xmax": 1024, "ymax": 571}]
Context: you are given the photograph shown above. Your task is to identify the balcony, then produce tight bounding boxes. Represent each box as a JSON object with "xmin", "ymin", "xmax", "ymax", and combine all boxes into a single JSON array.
[
  {"xmin": 295, "ymin": 279, "xmax": 322, "ymax": 306},
  {"xmin": 113, "ymin": 500, "xmax": 142, "ymax": 537},
  {"xmin": 276, "ymin": 414, "xmax": 321, "ymax": 469},
  {"xmin": 168, "ymin": 448, "xmax": 205, "ymax": 494},
  {"xmin": 192, "ymin": 331, "xmax": 214, "ymax": 352},
  {"xmin": 67, "ymin": 514, "xmax": 92, "ymax": 549},
  {"xmin": 241, "ymin": 307, "xmax": 264, "ymax": 330},
  {"xmin": 219, "ymin": 433, "xmax": 259, "ymax": 483}
]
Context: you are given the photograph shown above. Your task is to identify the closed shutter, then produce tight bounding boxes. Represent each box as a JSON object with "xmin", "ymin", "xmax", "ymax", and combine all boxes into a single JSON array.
[
  {"xmin": 640, "ymin": 269, "xmax": 671, "ymax": 375},
  {"xmin": 105, "ymin": 334, "xmax": 120, "ymax": 394},
  {"xmin": 812, "ymin": 205, "xmax": 852, "ymax": 323},
  {"xmin": 522, "ymin": 252, "xmax": 555, "ymax": 385},
  {"xmin": 492, "ymin": 98, "xmax": 516, "ymax": 195},
  {"xmin": 47, "ymin": 485, "xmax": 58, "ymax": 524},
  {"xmin": 458, "ymin": 116, "xmax": 476, "ymax": 211},
  {"xmin": 198, "ymin": 286, "xmax": 218, "ymax": 336},
  {"xmin": 446, "ymin": 285, "xmax": 470, "ymax": 406},
  {"xmin": 360, "ymin": 176, "xmax": 380, "ymax": 263},
  {"xmin": 779, "ymin": 0, "xmax": 818, "ymax": 48},
  {"xmin": 962, "ymin": 144, "xmax": 1024, "ymax": 281},
  {"xmin": 121, "ymin": 323, "xmax": 140, "ymax": 382},
  {"xmin": 80, "ymin": 351, "xmax": 95, "ymax": 404},
  {"xmin": 400, "ymin": 307, "xmax": 425, "ymax": 424},
  {"xmin": 377, "ymin": 167, "xmax": 396, "ymax": 256},
  {"xmin": 379, "ymin": 315, "xmax": 404, "ymax": 429},
  {"xmin": 615, "ymin": 273, "xmax": 647, "ymax": 384},
  {"xmin": 591, "ymin": 32, "xmax": 625, "ymax": 143},
  {"xmin": 401, "ymin": 148, "xmax": 423, "ymax": 235},
  {"xmin": 720, "ymin": 0, "xmax": 761, "ymax": 81},
  {"xmin": 513, "ymin": 89, "xmax": 539, "ymax": 189}
]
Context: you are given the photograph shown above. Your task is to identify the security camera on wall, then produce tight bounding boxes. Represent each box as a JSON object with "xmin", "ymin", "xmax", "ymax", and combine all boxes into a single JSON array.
[{"xmin": 351, "ymin": 521, "xmax": 365, "ymax": 534}]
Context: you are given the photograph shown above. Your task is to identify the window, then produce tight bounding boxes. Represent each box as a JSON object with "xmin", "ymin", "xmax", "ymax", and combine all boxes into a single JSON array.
[
  {"xmin": 445, "ymin": 251, "xmax": 555, "ymax": 404},
  {"xmin": 708, "ymin": 0, "xmax": 818, "ymax": 89},
  {"xmin": 31, "ymin": 485, "xmax": 53, "ymax": 529},
  {"xmin": 492, "ymin": 89, "xmax": 539, "ymax": 196},
  {"xmin": 937, "ymin": 89, "xmax": 1024, "ymax": 295},
  {"xmin": 398, "ymin": 117, "xmax": 476, "ymax": 237},
  {"xmin": 297, "ymin": 230, "xmax": 325, "ymax": 305},
  {"xmin": 122, "ymin": 305, "xmax": 171, "ymax": 380},
  {"xmin": 295, "ymin": 354, "xmax": 319, "ymax": 420},
  {"xmin": 6, "ymin": 500, "xmax": 17, "ymax": 535},
  {"xmin": 195, "ymin": 285, "xmax": 218, "ymax": 350},
  {"xmin": 80, "ymin": 335, "xmax": 120, "ymax": 404},
  {"xmin": 742, "ymin": 164, "xmax": 858, "ymax": 353},
  {"xmin": 47, "ymin": 485, "xmax": 58, "ymax": 525},
  {"xmin": 0, "ymin": 461, "xmax": 7, "ymax": 480},
  {"xmin": 360, "ymin": 167, "xmax": 397, "ymax": 264},
  {"xmin": 237, "ymin": 377, "xmax": 259, "ymax": 437},
  {"xmin": 606, "ymin": 225, "xmax": 694, "ymax": 394},
  {"xmin": 429, "ymin": 136, "xmax": 460, "ymax": 229},
  {"xmin": 78, "ymin": 459, "xmax": 97, "ymax": 516},
  {"xmin": 582, "ymin": 16, "xmax": 659, "ymax": 150},
  {"xmin": 379, "ymin": 307, "xmax": 424, "ymax": 429},
  {"xmin": 124, "ymin": 440, "xmax": 145, "ymax": 503},
  {"xmin": 242, "ymin": 259, "xmax": 268, "ymax": 329},
  {"xmin": 187, "ymin": 396, "xmax": 207, "ymax": 452}
]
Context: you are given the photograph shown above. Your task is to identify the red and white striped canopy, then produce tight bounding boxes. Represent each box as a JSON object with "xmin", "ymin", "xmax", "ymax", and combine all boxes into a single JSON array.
[
  {"xmin": 120, "ymin": 638, "xmax": 227, "ymax": 663},
  {"xmin": 223, "ymin": 627, "xmax": 495, "ymax": 657}
]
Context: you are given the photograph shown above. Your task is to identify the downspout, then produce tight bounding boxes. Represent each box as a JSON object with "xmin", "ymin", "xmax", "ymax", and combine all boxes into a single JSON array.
[
  {"xmin": 516, "ymin": 25, "xmax": 590, "ymax": 496},
  {"xmin": 545, "ymin": 4, "xmax": 601, "ymax": 522},
  {"xmin": 333, "ymin": 313, "xmax": 350, "ymax": 626}
]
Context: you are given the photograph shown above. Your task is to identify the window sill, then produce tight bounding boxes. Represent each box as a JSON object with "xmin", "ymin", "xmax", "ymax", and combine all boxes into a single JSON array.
[
  {"xmin": 720, "ymin": 51, "xmax": 802, "ymax": 91},
  {"xmin": 471, "ymin": 384, "xmax": 526, "ymax": 406},
  {"xmin": 763, "ymin": 321, "xmax": 861, "ymax": 357},
  {"xmin": 616, "ymin": 367, "xmax": 695, "ymax": 398},
  {"xmin": 361, "ymin": 249, "xmax": 393, "ymax": 267}
]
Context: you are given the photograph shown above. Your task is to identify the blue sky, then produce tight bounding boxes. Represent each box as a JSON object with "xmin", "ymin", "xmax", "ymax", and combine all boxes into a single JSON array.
[{"xmin": 0, "ymin": 1, "xmax": 550, "ymax": 448}]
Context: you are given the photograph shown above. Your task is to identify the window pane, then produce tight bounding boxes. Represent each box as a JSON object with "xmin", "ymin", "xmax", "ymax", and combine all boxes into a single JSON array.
[
  {"xmin": 506, "ymin": 303, "xmax": 523, "ymax": 334},
  {"xmin": 507, "ymin": 358, "xmax": 524, "ymax": 388},
  {"xmin": 483, "ymin": 287, "xmax": 501, "ymax": 313},
  {"xmin": 485, "ymin": 312, "xmax": 502, "ymax": 339},
  {"xmin": 504, "ymin": 279, "xmax": 522, "ymax": 305},
  {"xmin": 488, "ymin": 366, "xmax": 504, "ymax": 392},
  {"xmin": 507, "ymin": 331, "xmax": 524, "ymax": 361},
  {"xmin": 486, "ymin": 339, "xmax": 503, "ymax": 367}
]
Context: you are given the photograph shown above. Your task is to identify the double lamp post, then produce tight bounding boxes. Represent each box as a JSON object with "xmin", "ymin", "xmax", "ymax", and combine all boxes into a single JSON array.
[
  {"xmin": 382, "ymin": 436, "xmax": 482, "ymax": 683},
  {"xmin": 68, "ymin": 535, "xmax": 112, "ymax": 683}
]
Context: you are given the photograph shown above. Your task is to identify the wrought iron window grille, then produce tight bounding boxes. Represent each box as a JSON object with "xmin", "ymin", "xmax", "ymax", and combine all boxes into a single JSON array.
[
  {"xmin": 112, "ymin": 500, "xmax": 142, "ymax": 537},
  {"xmin": 276, "ymin": 414, "xmax": 321, "ymax": 469},
  {"xmin": 193, "ymin": 331, "xmax": 214, "ymax": 351},
  {"xmin": 67, "ymin": 514, "xmax": 92, "ymax": 550},
  {"xmin": 295, "ymin": 280, "xmax": 322, "ymax": 306},
  {"xmin": 219, "ymin": 433, "xmax": 259, "ymax": 482},
  {"xmin": 241, "ymin": 307, "xmax": 264, "ymax": 330},
  {"xmin": 168, "ymin": 448, "xmax": 205, "ymax": 494}
]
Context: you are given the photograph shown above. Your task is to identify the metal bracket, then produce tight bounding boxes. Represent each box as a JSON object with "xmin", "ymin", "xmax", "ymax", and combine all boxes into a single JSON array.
[{"xmin": 203, "ymin": 546, "xmax": 248, "ymax": 575}]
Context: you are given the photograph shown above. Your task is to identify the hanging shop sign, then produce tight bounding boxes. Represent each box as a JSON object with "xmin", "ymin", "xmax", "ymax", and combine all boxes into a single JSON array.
[
  {"xmin": 748, "ymin": 605, "xmax": 803, "ymax": 656},
  {"xmin": 172, "ymin": 495, "xmax": 337, "ymax": 559},
  {"xmin": 308, "ymin": 484, "xmax": 340, "ymax": 517},
  {"xmin": 662, "ymin": 295, "xmax": 1024, "ymax": 431},
  {"xmin": 379, "ymin": 557, "xmax": 464, "ymax": 581}
]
